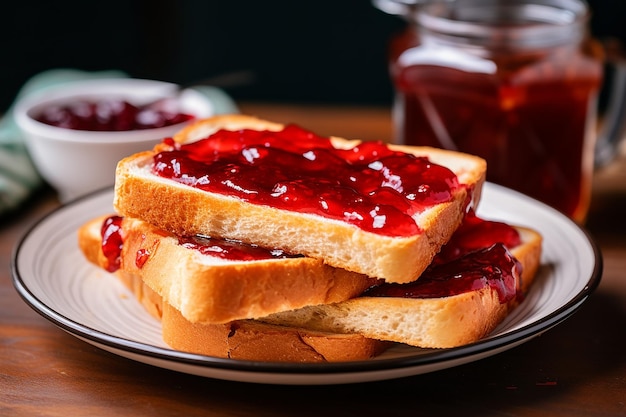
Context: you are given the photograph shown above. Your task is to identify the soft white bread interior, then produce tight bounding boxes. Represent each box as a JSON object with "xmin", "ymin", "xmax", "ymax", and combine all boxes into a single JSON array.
[
  {"xmin": 78, "ymin": 215, "xmax": 379, "ymax": 324},
  {"xmin": 260, "ymin": 225, "xmax": 542, "ymax": 349},
  {"xmin": 113, "ymin": 114, "xmax": 487, "ymax": 283}
]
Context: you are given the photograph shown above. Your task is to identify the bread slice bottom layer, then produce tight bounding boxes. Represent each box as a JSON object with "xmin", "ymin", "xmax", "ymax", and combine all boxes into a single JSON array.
[{"xmin": 115, "ymin": 269, "xmax": 390, "ymax": 362}]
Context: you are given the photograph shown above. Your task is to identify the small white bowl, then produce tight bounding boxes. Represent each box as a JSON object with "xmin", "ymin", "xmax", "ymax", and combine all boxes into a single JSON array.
[{"xmin": 14, "ymin": 78, "xmax": 219, "ymax": 203}]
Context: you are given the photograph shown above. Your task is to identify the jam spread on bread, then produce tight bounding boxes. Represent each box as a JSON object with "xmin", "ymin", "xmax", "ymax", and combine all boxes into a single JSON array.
[
  {"xmin": 364, "ymin": 244, "xmax": 520, "ymax": 303},
  {"xmin": 101, "ymin": 216, "xmax": 124, "ymax": 272},
  {"xmin": 431, "ymin": 210, "xmax": 521, "ymax": 266},
  {"xmin": 100, "ymin": 212, "xmax": 522, "ymax": 303},
  {"xmin": 364, "ymin": 211, "xmax": 522, "ymax": 303},
  {"xmin": 101, "ymin": 216, "xmax": 301, "ymax": 268},
  {"xmin": 177, "ymin": 235, "xmax": 302, "ymax": 261},
  {"xmin": 35, "ymin": 99, "xmax": 194, "ymax": 131},
  {"xmin": 151, "ymin": 125, "xmax": 460, "ymax": 237}
]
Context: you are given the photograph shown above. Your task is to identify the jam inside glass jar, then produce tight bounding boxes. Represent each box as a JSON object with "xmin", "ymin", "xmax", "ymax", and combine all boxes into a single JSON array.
[{"xmin": 381, "ymin": 0, "xmax": 604, "ymax": 223}]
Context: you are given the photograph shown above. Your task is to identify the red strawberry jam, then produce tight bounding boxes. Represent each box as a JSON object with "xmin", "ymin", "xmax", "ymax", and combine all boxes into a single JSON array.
[
  {"xmin": 364, "ymin": 244, "xmax": 520, "ymax": 303},
  {"xmin": 151, "ymin": 125, "xmax": 460, "ymax": 237},
  {"xmin": 431, "ymin": 210, "xmax": 521, "ymax": 266},
  {"xmin": 177, "ymin": 235, "xmax": 302, "ymax": 261},
  {"xmin": 364, "ymin": 214, "xmax": 523, "ymax": 303},
  {"xmin": 100, "ymin": 216, "xmax": 302, "ymax": 273},
  {"xmin": 35, "ymin": 98, "xmax": 194, "ymax": 131},
  {"xmin": 101, "ymin": 216, "xmax": 124, "ymax": 272}
]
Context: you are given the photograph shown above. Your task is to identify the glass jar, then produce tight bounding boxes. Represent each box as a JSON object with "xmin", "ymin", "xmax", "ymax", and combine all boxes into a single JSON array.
[{"xmin": 376, "ymin": 0, "xmax": 618, "ymax": 223}]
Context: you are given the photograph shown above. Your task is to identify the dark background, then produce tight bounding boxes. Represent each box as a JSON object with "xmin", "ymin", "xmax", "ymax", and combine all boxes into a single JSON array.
[{"xmin": 1, "ymin": 0, "xmax": 625, "ymax": 112}]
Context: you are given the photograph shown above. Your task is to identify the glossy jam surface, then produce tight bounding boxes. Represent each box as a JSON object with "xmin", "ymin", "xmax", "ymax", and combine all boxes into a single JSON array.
[
  {"xmin": 432, "ymin": 210, "xmax": 521, "ymax": 266},
  {"xmin": 152, "ymin": 125, "xmax": 460, "ymax": 236},
  {"xmin": 390, "ymin": 28, "xmax": 603, "ymax": 222},
  {"xmin": 35, "ymin": 98, "xmax": 194, "ymax": 131},
  {"xmin": 364, "ymin": 213, "xmax": 522, "ymax": 302},
  {"xmin": 135, "ymin": 249, "xmax": 151, "ymax": 269},
  {"xmin": 366, "ymin": 244, "xmax": 519, "ymax": 303},
  {"xmin": 101, "ymin": 216, "xmax": 124, "ymax": 272},
  {"xmin": 178, "ymin": 235, "xmax": 302, "ymax": 261},
  {"xmin": 99, "ymin": 216, "xmax": 302, "ymax": 271}
]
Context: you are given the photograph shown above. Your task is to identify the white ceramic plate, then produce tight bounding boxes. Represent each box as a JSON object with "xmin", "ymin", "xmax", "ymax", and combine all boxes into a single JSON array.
[{"xmin": 12, "ymin": 183, "xmax": 601, "ymax": 385}]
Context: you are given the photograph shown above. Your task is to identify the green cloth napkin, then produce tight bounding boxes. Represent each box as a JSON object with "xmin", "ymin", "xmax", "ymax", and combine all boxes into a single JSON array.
[{"xmin": 0, "ymin": 68, "xmax": 237, "ymax": 216}]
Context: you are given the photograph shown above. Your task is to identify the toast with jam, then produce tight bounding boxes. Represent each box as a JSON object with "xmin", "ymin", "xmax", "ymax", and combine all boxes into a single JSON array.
[
  {"xmin": 113, "ymin": 115, "xmax": 487, "ymax": 284},
  {"xmin": 78, "ymin": 215, "xmax": 390, "ymax": 362},
  {"xmin": 77, "ymin": 115, "xmax": 543, "ymax": 359},
  {"xmin": 260, "ymin": 212, "xmax": 542, "ymax": 348},
  {"xmin": 79, "ymin": 214, "xmax": 378, "ymax": 324},
  {"xmin": 78, "ymin": 210, "xmax": 540, "ymax": 358}
]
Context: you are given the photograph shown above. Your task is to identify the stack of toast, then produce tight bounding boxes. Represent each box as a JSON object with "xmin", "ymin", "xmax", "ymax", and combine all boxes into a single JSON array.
[{"xmin": 78, "ymin": 114, "xmax": 542, "ymax": 362}]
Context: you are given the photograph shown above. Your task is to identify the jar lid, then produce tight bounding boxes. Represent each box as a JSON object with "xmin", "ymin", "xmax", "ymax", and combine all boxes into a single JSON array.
[{"xmin": 375, "ymin": 0, "xmax": 590, "ymax": 49}]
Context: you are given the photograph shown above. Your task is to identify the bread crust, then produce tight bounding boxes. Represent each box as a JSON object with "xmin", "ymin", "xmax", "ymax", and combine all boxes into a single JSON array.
[
  {"xmin": 109, "ymin": 270, "xmax": 389, "ymax": 362},
  {"xmin": 261, "ymin": 226, "xmax": 543, "ymax": 348},
  {"xmin": 79, "ymin": 215, "xmax": 378, "ymax": 324},
  {"xmin": 161, "ymin": 303, "xmax": 390, "ymax": 362},
  {"xmin": 113, "ymin": 115, "xmax": 487, "ymax": 283}
]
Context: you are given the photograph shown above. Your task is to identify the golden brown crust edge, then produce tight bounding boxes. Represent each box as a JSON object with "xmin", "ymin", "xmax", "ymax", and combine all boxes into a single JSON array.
[
  {"xmin": 114, "ymin": 171, "xmax": 470, "ymax": 283},
  {"xmin": 161, "ymin": 303, "xmax": 390, "ymax": 362},
  {"xmin": 119, "ymin": 217, "xmax": 379, "ymax": 324},
  {"xmin": 103, "ymin": 268, "xmax": 390, "ymax": 363},
  {"xmin": 79, "ymin": 215, "xmax": 378, "ymax": 324}
]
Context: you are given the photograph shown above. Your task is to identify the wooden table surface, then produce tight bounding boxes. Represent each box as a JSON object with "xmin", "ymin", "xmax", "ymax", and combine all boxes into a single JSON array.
[{"xmin": 1, "ymin": 102, "xmax": 625, "ymax": 417}]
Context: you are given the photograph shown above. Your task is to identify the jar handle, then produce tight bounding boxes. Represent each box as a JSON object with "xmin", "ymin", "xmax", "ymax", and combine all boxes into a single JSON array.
[{"xmin": 596, "ymin": 41, "xmax": 626, "ymax": 166}]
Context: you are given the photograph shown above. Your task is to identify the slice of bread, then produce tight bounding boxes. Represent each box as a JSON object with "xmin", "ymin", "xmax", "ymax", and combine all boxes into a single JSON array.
[
  {"xmin": 261, "ymin": 225, "xmax": 542, "ymax": 348},
  {"xmin": 78, "ymin": 215, "xmax": 378, "ymax": 324},
  {"xmin": 113, "ymin": 269, "xmax": 390, "ymax": 362},
  {"xmin": 113, "ymin": 114, "xmax": 487, "ymax": 283},
  {"xmin": 79, "ymin": 211, "xmax": 541, "ymax": 351}
]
